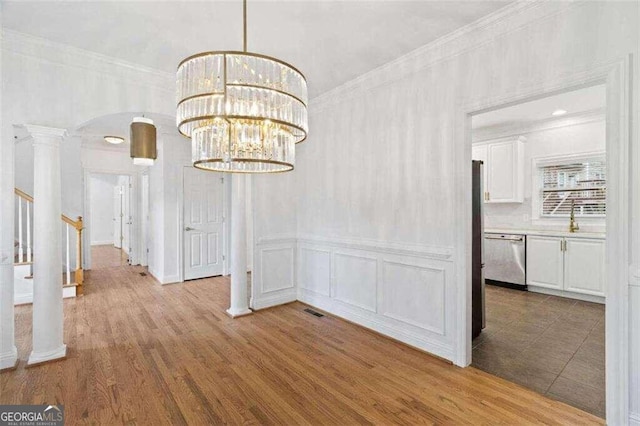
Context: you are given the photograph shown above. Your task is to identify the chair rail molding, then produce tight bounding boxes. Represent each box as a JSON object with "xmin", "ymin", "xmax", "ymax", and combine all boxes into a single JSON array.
[{"xmin": 296, "ymin": 234, "xmax": 454, "ymax": 261}]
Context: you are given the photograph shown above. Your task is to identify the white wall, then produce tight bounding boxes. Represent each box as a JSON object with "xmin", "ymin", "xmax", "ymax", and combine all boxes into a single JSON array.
[
  {"xmin": 477, "ymin": 116, "xmax": 606, "ymax": 232},
  {"xmin": 289, "ymin": 2, "xmax": 639, "ymax": 421},
  {"xmin": 147, "ymin": 141, "xmax": 164, "ymax": 282},
  {"xmin": 251, "ymin": 170, "xmax": 298, "ymax": 309},
  {"xmin": 147, "ymin": 134, "xmax": 191, "ymax": 285},
  {"xmin": 89, "ymin": 173, "xmax": 118, "ymax": 245}
]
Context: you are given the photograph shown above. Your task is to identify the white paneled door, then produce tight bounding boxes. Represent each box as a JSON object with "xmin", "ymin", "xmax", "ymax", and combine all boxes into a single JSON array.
[{"xmin": 183, "ymin": 167, "xmax": 225, "ymax": 280}]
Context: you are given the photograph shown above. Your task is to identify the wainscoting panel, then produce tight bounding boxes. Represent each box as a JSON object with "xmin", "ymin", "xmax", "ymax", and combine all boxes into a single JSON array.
[
  {"xmin": 334, "ymin": 252, "xmax": 377, "ymax": 312},
  {"xmin": 297, "ymin": 235, "xmax": 455, "ymax": 361},
  {"xmin": 299, "ymin": 247, "xmax": 331, "ymax": 296},
  {"xmin": 381, "ymin": 260, "xmax": 446, "ymax": 335},
  {"xmin": 252, "ymin": 236, "xmax": 296, "ymax": 310}
]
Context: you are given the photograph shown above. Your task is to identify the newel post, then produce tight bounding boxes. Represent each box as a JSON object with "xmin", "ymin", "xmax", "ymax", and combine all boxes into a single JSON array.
[{"xmin": 75, "ymin": 216, "xmax": 84, "ymax": 295}]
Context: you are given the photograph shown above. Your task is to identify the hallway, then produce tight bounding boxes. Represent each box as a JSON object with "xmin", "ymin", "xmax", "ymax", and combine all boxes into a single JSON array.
[
  {"xmin": 90, "ymin": 244, "xmax": 129, "ymax": 270},
  {"xmin": 1, "ymin": 265, "xmax": 602, "ymax": 424}
]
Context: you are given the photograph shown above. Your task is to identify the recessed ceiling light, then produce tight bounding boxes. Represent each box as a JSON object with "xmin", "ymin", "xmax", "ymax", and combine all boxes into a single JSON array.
[
  {"xmin": 552, "ymin": 109, "xmax": 567, "ymax": 116},
  {"xmin": 104, "ymin": 136, "xmax": 124, "ymax": 144}
]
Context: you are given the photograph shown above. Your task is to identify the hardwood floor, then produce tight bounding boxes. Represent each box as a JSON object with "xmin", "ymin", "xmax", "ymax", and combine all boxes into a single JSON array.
[
  {"xmin": 1, "ymin": 260, "xmax": 603, "ymax": 425},
  {"xmin": 90, "ymin": 244, "xmax": 129, "ymax": 269}
]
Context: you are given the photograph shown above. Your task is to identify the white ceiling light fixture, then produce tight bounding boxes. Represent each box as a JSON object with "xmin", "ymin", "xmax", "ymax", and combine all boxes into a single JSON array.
[
  {"xmin": 176, "ymin": 0, "xmax": 308, "ymax": 173},
  {"xmin": 130, "ymin": 117, "xmax": 157, "ymax": 166},
  {"xmin": 104, "ymin": 136, "xmax": 124, "ymax": 145},
  {"xmin": 552, "ymin": 109, "xmax": 567, "ymax": 116}
]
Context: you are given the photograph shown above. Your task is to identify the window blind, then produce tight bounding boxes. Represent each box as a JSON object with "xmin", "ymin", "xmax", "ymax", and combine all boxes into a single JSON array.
[{"xmin": 540, "ymin": 159, "xmax": 606, "ymax": 217}]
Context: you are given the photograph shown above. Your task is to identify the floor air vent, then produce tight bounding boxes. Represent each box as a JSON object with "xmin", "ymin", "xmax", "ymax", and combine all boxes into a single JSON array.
[
  {"xmin": 304, "ymin": 308, "xmax": 324, "ymax": 318},
  {"xmin": 139, "ymin": 272, "xmax": 147, "ymax": 276}
]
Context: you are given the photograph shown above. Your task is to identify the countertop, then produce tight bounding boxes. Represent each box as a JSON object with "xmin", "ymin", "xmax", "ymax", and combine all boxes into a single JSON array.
[{"xmin": 485, "ymin": 228, "xmax": 606, "ymax": 239}]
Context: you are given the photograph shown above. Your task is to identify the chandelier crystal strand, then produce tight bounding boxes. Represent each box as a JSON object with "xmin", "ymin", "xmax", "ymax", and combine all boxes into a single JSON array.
[{"xmin": 176, "ymin": 0, "xmax": 307, "ymax": 173}]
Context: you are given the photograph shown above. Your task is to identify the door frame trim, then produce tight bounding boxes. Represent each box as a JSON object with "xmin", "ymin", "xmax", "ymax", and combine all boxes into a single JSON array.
[{"xmin": 455, "ymin": 57, "xmax": 631, "ymax": 424}]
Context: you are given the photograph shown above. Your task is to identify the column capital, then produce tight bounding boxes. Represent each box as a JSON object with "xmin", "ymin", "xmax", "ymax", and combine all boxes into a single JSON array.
[{"xmin": 23, "ymin": 125, "xmax": 67, "ymax": 144}]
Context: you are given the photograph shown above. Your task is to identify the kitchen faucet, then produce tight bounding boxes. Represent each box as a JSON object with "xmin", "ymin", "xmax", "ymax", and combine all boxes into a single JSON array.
[{"xmin": 569, "ymin": 200, "xmax": 580, "ymax": 233}]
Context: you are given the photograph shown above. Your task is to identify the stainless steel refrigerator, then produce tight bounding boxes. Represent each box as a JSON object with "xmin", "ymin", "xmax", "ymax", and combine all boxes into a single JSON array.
[{"xmin": 472, "ymin": 160, "xmax": 485, "ymax": 339}]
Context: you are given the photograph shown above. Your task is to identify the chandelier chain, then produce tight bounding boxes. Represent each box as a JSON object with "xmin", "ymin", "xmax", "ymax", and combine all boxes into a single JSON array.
[{"xmin": 243, "ymin": 0, "xmax": 247, "ymax": 52}]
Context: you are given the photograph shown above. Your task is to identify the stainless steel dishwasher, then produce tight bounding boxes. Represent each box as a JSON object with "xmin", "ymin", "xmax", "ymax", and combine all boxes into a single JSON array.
[{"xmin": 484, "ymin": 233, "xmax": 526, "ymax": 288}]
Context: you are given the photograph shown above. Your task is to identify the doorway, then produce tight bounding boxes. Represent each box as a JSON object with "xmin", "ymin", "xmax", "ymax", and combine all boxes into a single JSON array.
[
  {"xmin": 466, "ymin": 80, "xmax": 621, "ymax": 420},
  {"xmin": 182, "ymin": 166, "xmax": 226, "ymax": 280},
  {"xmin": 88, "ymin": 173, "xmax": 132, "ymax": 269}
]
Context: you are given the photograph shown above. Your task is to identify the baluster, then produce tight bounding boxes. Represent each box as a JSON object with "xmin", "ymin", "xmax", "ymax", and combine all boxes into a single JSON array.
[
  {"xmin": 17, "ymin": 196, "xmax": 24, "ymax": 262},
  {"xmin": 66, "ymin": 223, "xmax": 71, "ymax": 285},
  {"xmin": 26, "ymin": 201, "xmax": 32, "ymax": 262}
]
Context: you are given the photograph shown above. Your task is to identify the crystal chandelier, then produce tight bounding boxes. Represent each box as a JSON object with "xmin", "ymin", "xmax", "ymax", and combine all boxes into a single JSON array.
[{"xmin": 176, "ymin": 0, "xmax": 308, "ymax": 173}]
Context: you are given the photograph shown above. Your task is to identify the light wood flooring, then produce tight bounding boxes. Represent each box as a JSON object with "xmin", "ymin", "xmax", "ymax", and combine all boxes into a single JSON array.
[
  {"xmin": 1, "ymin": 247, "xmax": 603, "ymax": 424},
  {"xmin": 89, "ymin": 244, "xmax": 129, "ymax": 269}
]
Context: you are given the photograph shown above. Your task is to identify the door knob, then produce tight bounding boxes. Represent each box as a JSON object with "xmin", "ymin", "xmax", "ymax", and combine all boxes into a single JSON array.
[{"xmin": 185, "ymin": 227, "xmax": 195, "ymax": 231}]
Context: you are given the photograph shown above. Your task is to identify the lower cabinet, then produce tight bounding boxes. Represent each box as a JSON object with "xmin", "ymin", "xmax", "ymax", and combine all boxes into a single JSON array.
[
  {"xmin": 526, "ymin": 236, "xmax": 564, "ymax": 290},
  {"xmin": 526, "ymin": 235, "xmax": 605, "ymax": 298},
  {"xmin": 564, "ymin": 238, "xmax": 606, "ymax": 296}
]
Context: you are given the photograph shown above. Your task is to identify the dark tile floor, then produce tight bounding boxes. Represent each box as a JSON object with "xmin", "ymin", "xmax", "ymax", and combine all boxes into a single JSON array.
[{"xmin": 472, "ymin": 284, "xmax": 605, "ymax": 418}]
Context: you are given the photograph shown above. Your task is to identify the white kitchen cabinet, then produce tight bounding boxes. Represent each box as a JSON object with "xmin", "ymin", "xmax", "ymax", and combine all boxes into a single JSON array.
[
  {"xmin": 526, "ymin": 236, "xmax": 564, "ymax": 290},
  {"xmin": 564, "ymin": 238, "xmax": 606, "ymax": 296},
  {"xmin": 472, "ymin": 136, "xmax": 525, "ymax": 203},
  {"xmin": 526, "ymin": 235, "xmax": 605, "ymax": 299}
]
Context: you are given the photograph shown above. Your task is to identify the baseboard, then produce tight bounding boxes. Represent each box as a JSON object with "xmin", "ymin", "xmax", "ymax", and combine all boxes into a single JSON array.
[
  {"xmin": 0, "ymin": 347, "xmax": 18, "ymax": 370},
  {"xmin": 147, "ymin": 268, "xmax": 163, "ymax": 284},
  {"xmin": 90, "ymin": 240, "xmax": 113, "ymax": 246},
  {"xmin": 298, "ymin": 289, "xmax": 454, "ymax": 362},
  {"xmin": 528, "ymin": 285, "xmax": 605, "ymax": 304},
  {"xmin": 15, "ymin": 294, "xmax": 33, "ymax": 305},
  {"xmin": 161, "ymin": 274, "xmax": 180, "ymax": 285},
  {"xmin": 252, "ymin": 289, "xmax": 297, "ymax": 310}
]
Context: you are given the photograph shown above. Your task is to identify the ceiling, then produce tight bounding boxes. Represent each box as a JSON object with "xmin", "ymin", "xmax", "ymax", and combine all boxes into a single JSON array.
[
  {"xmin": 2, "ymin": 1, "xmax": 510, "ymax": 99},
  {"xmin": 472, "ymin": 84, "xmax": 606, "ymax": 130}
]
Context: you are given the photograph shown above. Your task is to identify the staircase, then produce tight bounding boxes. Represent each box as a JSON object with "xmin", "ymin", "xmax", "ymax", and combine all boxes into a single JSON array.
[{"xmin": 14, "ymin": 188, "xmax": 84, "ymax": 305}]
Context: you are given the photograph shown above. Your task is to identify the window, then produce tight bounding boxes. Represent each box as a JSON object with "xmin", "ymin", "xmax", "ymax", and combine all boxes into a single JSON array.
[{"xmin": 539, "ymin": 158, "xmax": 606, "ymax": 218}]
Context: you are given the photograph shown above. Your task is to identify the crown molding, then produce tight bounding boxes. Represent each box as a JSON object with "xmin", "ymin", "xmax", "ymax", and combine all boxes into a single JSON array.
[
  {"xmin": 1, "ymin": 29, "xmax": 174, "ymax": 92},
  {"xmin": 310, "ymin": 0, "xmax": 579, "ymax": 113},
  {"xmin": 472, "ymin": 108, "xmax": 605, "ymax": 143}
]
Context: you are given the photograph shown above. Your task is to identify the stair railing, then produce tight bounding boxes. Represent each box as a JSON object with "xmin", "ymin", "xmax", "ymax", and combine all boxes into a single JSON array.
[{"xmin": 14, "ymin": 188, "xmax": 84, "ymax": 295}]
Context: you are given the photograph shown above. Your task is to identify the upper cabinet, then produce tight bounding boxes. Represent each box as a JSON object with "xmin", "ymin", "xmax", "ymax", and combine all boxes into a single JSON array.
[{"xmin": 472, "ymin": 136, "xmax": 525, "ymax": 203}]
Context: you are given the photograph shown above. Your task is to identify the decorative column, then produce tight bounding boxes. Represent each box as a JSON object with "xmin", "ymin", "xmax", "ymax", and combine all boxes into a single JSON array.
[
  {"xmin": 0, "ymin": 126, "xmax": 17, "ymax": 370},
  {"xmin": 26, "ymin": 125, "xmax": 67, "ymax": 365},
  {"xmin": 227, "ymin": 174, "xmax": 252, "ymax": 318}
]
